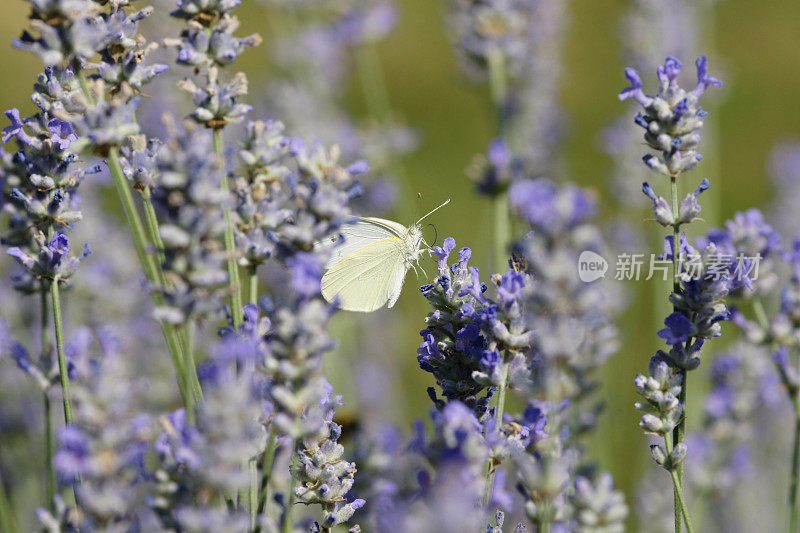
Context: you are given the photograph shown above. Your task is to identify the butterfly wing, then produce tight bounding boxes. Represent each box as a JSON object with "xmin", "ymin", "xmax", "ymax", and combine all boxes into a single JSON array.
[
  {"xmin": 316, "ymin": 217, "xmax": 407, "ymax": 271},
  {"xmin": 321, "ymin": 236, "xmax": 409, "ymax": 312}
]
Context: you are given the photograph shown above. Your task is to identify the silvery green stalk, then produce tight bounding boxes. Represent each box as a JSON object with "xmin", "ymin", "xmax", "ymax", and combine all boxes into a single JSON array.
[{"xmin": 619, "ymin": 55, "xmax": 722, "ymax": 533}]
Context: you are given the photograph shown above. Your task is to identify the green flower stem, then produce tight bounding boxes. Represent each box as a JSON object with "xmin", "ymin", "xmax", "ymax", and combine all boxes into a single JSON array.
[
  {"xmin": 214, "ymin": 129, "xmax": 243, "ymax": 329},
  {"xmin": 0, "ymin": 463, "xmax": 18, "ymax": 533},
  {"xmin": 493, "ymin": 193, "xmax": 510, "ymax": 272},
  {"xmin": 44, "ymin": 394, "xmax": 55, "ymax": 508},
  {"xmin": 50, "ymin": 281, "xmax": 77, "ymax": 533},
  {"xmin": 256, "ymin": 431, "xmax": 279, "ymax": 521},
  {"xmin": 40, "ymin": 283, "xmax": 55, "ymax": 509},
  {"xmin": 669, "ymin": 175, "xmax": 687, "ymax": 533},
  {"xmin": 482, "ymin": 356, "xmax": 510, "ymax": 507},
  {"xmin": 107, "ymin": 148, "xmax": 197, "ymax": 409},
  {"xmin": 249, "ymin": 458, "xmax": 258, "ymax": 531},
  {"xmin": 487, "ymin": 48, "xmax": 510, "ymax": 272},
  {"xmin": 540, "ymin": 509, "xmax": 552, "ymax": 533},
  {"xmin": 50, "ymin": 278, "xmax": 73, "ymax": 424},
  {"xmin": 752, "ymin": 297, "xmax": 800, "ymax": 533},
  {"xmin": 140, "ymin": 187, "xmax": 167, "ymax": 270},
  {"xmin": 790, "ymin": 403, "xmax": 800, "ymax": 533},
  {"xmin": 138, "ymin": 186, "xmax": 202, "ymax": 409},
  {"xmin": 481, "ymin": 47, "xmax": 512, "ymax": 515},
  {"xmin": 74, "ymin": 63, "xmax": 94, "ymax": 106},
  {"xmin": 665, "ymin": 436, "xmax": 694, "ymax": 533},
  {"xmin": 282, "ymin": 454, "xmax": 298, "ymax": 533}
]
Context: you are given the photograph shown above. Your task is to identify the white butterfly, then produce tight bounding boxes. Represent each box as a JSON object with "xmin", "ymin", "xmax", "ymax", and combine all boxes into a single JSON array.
[{"xmin": 319, "ymin": 199, "xmax": 451, "ymax": 312}]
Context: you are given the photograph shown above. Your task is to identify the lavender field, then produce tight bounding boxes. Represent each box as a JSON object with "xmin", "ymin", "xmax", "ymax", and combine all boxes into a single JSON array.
[{"xmin": 1, "ymin": 0, "xmax": 800, "ymax": 532}]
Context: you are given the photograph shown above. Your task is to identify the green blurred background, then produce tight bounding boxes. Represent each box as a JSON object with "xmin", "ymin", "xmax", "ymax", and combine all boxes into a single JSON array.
[{"xmin": 2, "ymin": 0, "xmax": 800, "ymax": 522}]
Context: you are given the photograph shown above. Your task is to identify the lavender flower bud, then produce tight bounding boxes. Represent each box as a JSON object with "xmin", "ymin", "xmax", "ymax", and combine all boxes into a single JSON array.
[{"xmin": 642, "ymin": 182, "xmax": 674, "ymax": 226}]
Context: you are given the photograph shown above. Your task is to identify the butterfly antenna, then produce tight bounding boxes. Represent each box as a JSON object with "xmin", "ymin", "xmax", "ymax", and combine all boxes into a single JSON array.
[{"xmin": 416, "ymin": 198, "xmax": 451, "ymax": 225}]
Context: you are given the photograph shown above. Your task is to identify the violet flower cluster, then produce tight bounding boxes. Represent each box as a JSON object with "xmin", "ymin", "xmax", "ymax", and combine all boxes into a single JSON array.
[
  {"xmin": 621, "ymin": 55, "xmax": 726, "ymax": 532},
  {"xmin": 4, "ymin": 2, "xmax": 799, "ymax": 533}
]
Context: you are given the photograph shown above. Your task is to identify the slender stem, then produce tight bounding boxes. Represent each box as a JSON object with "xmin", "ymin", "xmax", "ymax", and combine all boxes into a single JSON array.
[
  {"xmin": 790, "ymin": 399, "xmax": 800, "ymax": 533},
  {"xmin": 670, "ymin": 470, "xmax": 694, "ymax": 533},
  {"xmin": 668, "ymin": 175, "xmax": 687, "ymax": 533},
  {"xmin": 107, "ymin": 148, "xmax": 198, "ymax": 407},
  {"xmin": 249, "ymin": 266, "xmax": 258, "ymax": 305},
  {"xmin": 487, "ymin": 49, "xmax": 509, "ymax": 272},
  {"xmin": 249, "ymin": 457, "xmax": 258, "ymax": 531},
  {"xmin": 50, "ymin": 279, "xmax": 73, "ymax": 424},
  {"xmin": 214, "ymin": 130, "xmax": 243, "ymax": 328},
  {"xmin": 256, "ymin": 431, "xmax": 279, "ymax": 522},
  {"xmin": 0, "ymin": 463, "xmax": 18, "ymax": 533},
  {"xmin": 665, "ymin": 436, "xmax": 694, "ymax": 533},
  {"xmin": 140, "ymin": 188, "xmax": 167, "ymax": 271},
  {"xmin": 540, "ymin": 507, "xmax": 552, "ymax": 533},
  {"xmin": 493, "ymin": 193, "xmax": 510, "ymax": 272},
  {"xmin": 44, "ymin": 395, "xmax": 55, "ymax": 508},
  {"xmin": 487, "ymin": 49, "xmax": 508, "ymax": 118},
  {"xmin": 673, "ymin": 374, "xmax": 687, "ymax": 532},
  {"xmin": 106, "ymin": 149, "xmax": 159, "ymax": 295},
  {"xmin": 141, "ymin": 186, "xmax": 203, "ymax": 406},
  {"xmin": 40, "ymin": 283, "xmax": 55, "ymax": 509},
  {"xmin": 483, "ymin": 357, "xmax": 510, "ymax": 506},
  {"xmin": 73, "ymin": 61, "xmax": 94, "ymax": 106},
  {"xmin": 182, "ymin": 320, "xmax": 199, "ymax": 425},
  {"xmin": 282, "ymin": 452, "xmax": 297, "ymax": 533},
  {"xmin": 177, "ymin": 326, "xmax": 202, "ymax": 406}
]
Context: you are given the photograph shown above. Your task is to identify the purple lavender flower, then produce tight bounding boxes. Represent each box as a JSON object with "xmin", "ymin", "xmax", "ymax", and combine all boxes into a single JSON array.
[
  {"xmin": 417, "ymin": 237, "xmax": 532, "ymax": 416},
  {"xmin": 620, "ymin": 56, "xmax": 721, "ymax": 177},
  {"xmin": 6, "ymin": 233, "xmax": 91, "ymax": 293},
  {"xmin": 657, "ymin": 312, "xmax": 693, "ymax": 345}
]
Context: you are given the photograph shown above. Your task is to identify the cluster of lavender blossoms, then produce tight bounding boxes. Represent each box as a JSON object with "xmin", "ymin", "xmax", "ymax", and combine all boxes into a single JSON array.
[
  {"xmin": 0, "ymin": 0, "xmax": 370, "ymax": 531},
  {"xmin": 620, "ymin": 55, "xmax": 729, "ymax": 532},
  {"xmin": 4, "ymin": 2, "xmax": 798, "ymax": 533}
]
